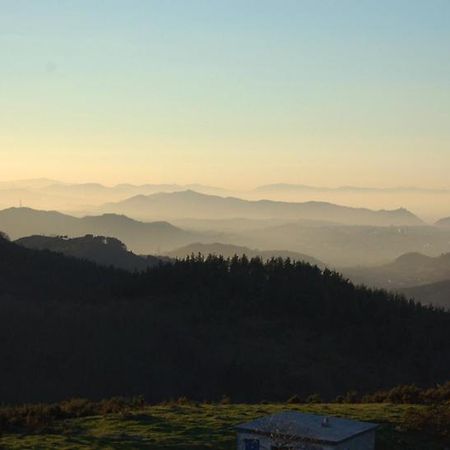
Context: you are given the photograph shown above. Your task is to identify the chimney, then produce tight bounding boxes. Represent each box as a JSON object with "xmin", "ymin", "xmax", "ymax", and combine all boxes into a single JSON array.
[{"xmin": 321, "ymin": 417, "xmax": 330, "ymax": 427}]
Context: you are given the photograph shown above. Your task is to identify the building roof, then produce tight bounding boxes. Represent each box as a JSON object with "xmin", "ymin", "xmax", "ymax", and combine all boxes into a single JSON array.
[{"xmin": 236, "ymin": 411, "xmax": 378, "ymax": 445}]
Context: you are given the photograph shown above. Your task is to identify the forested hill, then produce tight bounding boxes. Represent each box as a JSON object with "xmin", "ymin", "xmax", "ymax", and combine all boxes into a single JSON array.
[
  {"xmin": 0, "ymin": 234, "xmax": 449, "ymax": 404},
  {"xmin": 15, "ymin": 234, "xmax": 164, "ymax": 272},
  {"xmin": 166, "ymin": 242, "xmax": 324, "ymax": 267},
  {"xmin": 0, "ymin": 233, "xmax": 133, "ymax": 301}
]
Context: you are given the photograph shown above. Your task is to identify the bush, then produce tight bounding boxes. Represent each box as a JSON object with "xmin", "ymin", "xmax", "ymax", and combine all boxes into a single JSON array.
[
  {"xmin": 0, "ymin": 396, "xmax": 146, "ymax": 433},
  {"xmin": 343, "ymin": 391, "xmax": 360, "ymax": 403},
  {"xmin": 403, "ymin": 404, "xmax": 450, "ymax": 442},
  {"xmin": 219, "ymin": 395, "xmax": 231, "ymax": 405},
  {"xmin": 386, "ymin": 385, "xmax": 421, "ymax": 404},
  {"xmin": 305, "ymin": 394, "xmax": 321, "ymax": 404},
  {"xmin": 60, "ymin": 398, "xmax": 95, "ymax": 418},
  {"xmin": 421, "ymin": 382, "xmax": 450, "ymax": 404},
  {"xmin": 175, "ymin": 397, "xmax": 192, "ymax": 406},
  {"xmin": 286, "ymin": 395, "xmax": 302, "ymax": 404},
  {"xmin": 361, "ymin": 382, "xmax": 450, "ymax": 405}
]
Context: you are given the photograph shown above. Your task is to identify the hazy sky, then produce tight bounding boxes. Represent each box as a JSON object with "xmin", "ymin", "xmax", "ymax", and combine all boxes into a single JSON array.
[{"xmin": 1, "ymin": 1, "xmax": 449, "ymax": 188}]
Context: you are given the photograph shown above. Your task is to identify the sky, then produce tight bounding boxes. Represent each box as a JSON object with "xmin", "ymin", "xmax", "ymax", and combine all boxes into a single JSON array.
[{"xmin": 1, "ymin": 0, "xmax": 449, "ymax": 189}]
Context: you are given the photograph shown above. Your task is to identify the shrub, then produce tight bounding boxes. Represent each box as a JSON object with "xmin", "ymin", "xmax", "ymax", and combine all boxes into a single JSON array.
[
  {"xmin": 0, "ymin": 396, "xmax": 147, "ymax": 433},
  {"xmin": 60, "ymin": 398, "xmax": 95, "ymax": 418},
  {"xmin": 219, "ymin": 395, "xmax": 231, "ymax": 405},
  {"xmin": 305, "ymin": 394, "xmax": 321, "ymax": 404},
  {"xmin": 361, "ymin": 382, "xmax": 450, "ymax": 405},
  {"xmin": 403, "ymin": 404, "xmax": 450, "ymax": 442},
  {"xmin": 343, "ymin": 391, "xmax": 360, "ymax": 403},
  {"xmin": 286, "ymin": 395, "xmax": 302, "ymax": 404}
]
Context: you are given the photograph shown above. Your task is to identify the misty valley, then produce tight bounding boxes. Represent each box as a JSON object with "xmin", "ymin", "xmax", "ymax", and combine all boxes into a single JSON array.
[{"xmin": 2, "ymin": 182, "xmax": 450, "ymax": 307}]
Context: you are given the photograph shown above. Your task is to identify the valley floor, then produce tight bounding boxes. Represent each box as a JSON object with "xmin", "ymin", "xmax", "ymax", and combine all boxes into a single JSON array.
[{"xmin": 0, "ymin": 403, "xmax": 445, "ymax": 450}]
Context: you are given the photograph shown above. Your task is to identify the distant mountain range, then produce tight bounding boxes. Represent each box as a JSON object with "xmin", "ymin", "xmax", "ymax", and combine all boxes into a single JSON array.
[
  {"xmin": 2, "ymin": 178, "xmax": 449, "ymax": 195},
  {"xmin": 166, "ymin": 242, "xmax": 324, "ymax": 267},
  {"xmin": 3, "ymin": 179, "xmax": 450, "ymax": 224},
  {"xmin": 340, "ymin": 251, "xmax": 450, "ymax": 308},
  {"xmin": 435, "ymin": 217, "xmax": 450, "ymax": 227},
  {"xmin": 101, "ymin": 190, "xmax": 423, "ymax": 226},
  {"xmin": 0, "ymin": 179, "xmax": 232, "ymax": 212},
  {"xmin": 0, "ymin": 207, "xmax": 201, "ymax": 254},
  {"xmin": 39, "ymin": 181, "xmax": 231, "ymax": 198},
  {"xmin": 171, "ymin": 218, "xmax": 450, "ymax": 266},
  {"xmin": 4, "ymin": 190, "xmax": 450, "ymax": 267},
  {"xmin": 343, "ymin": 252, "xmax": 450, "ymax": 290},
  {"xmin": 170, "ymin": 216, "xmax": 341, "ymax": 232},
  {"xmin": 0, "ymin": 178, "xmax": 59, "ymax": 190},
  {"xmin": 16, "ymin": 235, "xmax": 167, "ymax": 271},
  {"xmin": 2, "ymin": 180, "xmax": 232, "ymax": 200},
  {"xmin": 3, "ymin": 206, "xmax": 449, "ymax": 267},
  {"xmin": 255, "ymin": 183, "xmax": 450, "ymax": 194},
  {"xmin": 233, "ymin": 222, "xmax": 450, "ymax": 266}
]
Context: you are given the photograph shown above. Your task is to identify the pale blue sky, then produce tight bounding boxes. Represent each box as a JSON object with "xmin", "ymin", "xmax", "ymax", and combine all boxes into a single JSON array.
[{"xmin": 1, "ymin": 0, "xmax": 449, "ymax": 187}]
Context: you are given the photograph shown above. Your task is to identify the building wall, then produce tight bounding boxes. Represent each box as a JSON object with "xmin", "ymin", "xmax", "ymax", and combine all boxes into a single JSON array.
[
  {"xmin": 237, "ymin": 431, "xmax": 334, "ymax": 450},
  {"xmin": 236, "ymin": 431, "xmax": 375, "ymax": 450},
  {"xmin": 237, "ymin": 431, "xmax": 272, "ymax": 450},
  {"xmin": 335, "ymin": 431, "xmax": 375, "ymax": 450}
]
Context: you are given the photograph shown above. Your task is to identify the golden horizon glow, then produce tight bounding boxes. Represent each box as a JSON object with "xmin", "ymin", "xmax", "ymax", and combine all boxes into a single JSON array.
[{"xmin": 1, "ymin": 1, "xmax": 449, "ymax": 191}]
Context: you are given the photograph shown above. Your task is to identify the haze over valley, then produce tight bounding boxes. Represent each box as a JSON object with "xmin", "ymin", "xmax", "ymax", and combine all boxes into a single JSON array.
[
  {"xmin": 3, "ymin": 180, "xmax": 450, "ymax": 299},
  {"xmin": 2, "ymin": 179, "xmax": 450, "ymax": 222}
]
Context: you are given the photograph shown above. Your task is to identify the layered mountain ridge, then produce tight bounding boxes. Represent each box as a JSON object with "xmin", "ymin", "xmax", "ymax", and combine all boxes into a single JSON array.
[{"xmin": 101, "ymin": 190, "xmax": 423, "ymax": 226}]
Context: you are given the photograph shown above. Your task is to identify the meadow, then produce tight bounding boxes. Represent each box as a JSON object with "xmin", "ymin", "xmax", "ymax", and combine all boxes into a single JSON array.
[{"xmin": 0, "ymin": 403, "xmax": 446, "ymax": 450}]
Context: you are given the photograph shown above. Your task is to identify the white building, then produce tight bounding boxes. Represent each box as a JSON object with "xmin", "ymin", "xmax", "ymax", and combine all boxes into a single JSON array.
[{"xmin": 236, "ymin": 411, "xmax": 378, "ymax": 450}]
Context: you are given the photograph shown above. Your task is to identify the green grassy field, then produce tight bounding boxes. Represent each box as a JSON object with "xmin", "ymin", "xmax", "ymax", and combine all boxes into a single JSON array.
[{"xmin": 0, "ymin": 403, "xmax": 443, "ymax": 450}]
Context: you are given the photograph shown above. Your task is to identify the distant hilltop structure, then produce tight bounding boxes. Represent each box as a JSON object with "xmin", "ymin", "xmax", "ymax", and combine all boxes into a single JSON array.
[{"xmin": 236, "ymin": 411, "xmax": 378, "ymax": 450}]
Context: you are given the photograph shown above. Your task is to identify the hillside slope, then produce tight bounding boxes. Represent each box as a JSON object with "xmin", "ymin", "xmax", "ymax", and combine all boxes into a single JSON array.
[
  {"xmin": 0, "ymin": 234, "xmax": 128, "ymax": 301},
  {"xmin": 0, "ymin": 235, "xmax": 448, "ymax": 404},
  {"xmin": 0, "ymin": 404, "xmax": 446, "ymax": 450},
  {"xmin": 16, "ymin": 235, "xmax": 165, "ymax": 271}
]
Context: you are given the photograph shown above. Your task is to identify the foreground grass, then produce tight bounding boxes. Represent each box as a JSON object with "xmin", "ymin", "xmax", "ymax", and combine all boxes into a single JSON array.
[{"xmin": 0, "ymin": 403, "xmax": 444, "ymax": 449}]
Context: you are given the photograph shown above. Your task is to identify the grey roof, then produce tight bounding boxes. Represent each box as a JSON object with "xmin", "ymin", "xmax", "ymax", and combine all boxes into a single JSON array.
[{"xmin": 236, "ymin": 411, "xmax": 378, "ymax": 444}]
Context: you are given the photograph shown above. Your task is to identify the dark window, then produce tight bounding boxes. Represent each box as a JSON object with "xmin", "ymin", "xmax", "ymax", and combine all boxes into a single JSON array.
[{"xmin": 244, "ymin": 438, "xmax": 260, "ymax": 450}]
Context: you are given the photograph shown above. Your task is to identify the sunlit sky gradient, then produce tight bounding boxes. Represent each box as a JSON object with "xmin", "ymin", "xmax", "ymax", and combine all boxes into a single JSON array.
[{"xmin": 1, "ymin": 1, "xmax": 449, "ymax": 188}]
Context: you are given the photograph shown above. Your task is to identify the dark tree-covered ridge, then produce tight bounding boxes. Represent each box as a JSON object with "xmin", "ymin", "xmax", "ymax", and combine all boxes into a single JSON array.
[
  {"xmin": 0, "ymin": 235, "xmax": 448, "ymax": 404},
  {"xmin": 15, "ymin": 234, "xmax": 164, "ymax": 272}
]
